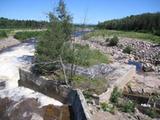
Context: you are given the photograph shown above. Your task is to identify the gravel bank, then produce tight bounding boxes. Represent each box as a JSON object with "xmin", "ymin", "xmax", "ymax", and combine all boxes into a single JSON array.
[{"xmin": 0, "ymin": 36, "xmax": 20, "ymax": 51}]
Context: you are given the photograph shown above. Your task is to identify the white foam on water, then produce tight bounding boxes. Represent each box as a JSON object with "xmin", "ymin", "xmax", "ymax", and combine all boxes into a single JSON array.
[
  {"xmin": 0, "ymin": 42, "xmax": 35, "ymax": 89},
  {"xmin": 0, "ymin": 40, "xmax": 63, "ymax": 106},
  {"xmin": 0, "ymin": 87, "xmax": 63, "ymax": 106}
]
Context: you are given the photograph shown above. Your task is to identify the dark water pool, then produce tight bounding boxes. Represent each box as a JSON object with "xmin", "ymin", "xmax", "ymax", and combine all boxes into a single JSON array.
[{"xmin": 128, "ymin": 60, "xmax": 142, "ymax": 72}]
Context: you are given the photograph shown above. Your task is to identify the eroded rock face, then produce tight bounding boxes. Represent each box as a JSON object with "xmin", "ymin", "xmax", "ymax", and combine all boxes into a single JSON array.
[{"xmin": 0, "ymin": 97, "xmax": 70, "ymax": 120}]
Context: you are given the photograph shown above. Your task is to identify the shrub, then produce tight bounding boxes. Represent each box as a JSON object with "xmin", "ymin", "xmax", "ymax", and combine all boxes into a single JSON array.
[
  {"xmin": 14, "ymin": 31, "xmax": 43, "ymax": 41},
  {"xmin": 100, "ymin": 102, "xmax": 115, "ymax": 114},
  {"xmin": 105, "ymin": 38, "xmax": 110, "ymax": 42},
  {"xmin": 34, "ymin": 0, "xmax": 73, "ymax": 75},
  {"xmin": 152, "ymin": 29, "xmax": 160, "ymax": 36},
  {"xmin": 0, "ymin": 31, "xmax": 7, "ymax": 39},
  {"xmin": 62, "ymin": 44, "xmax": 109, "ymax": 67},
  {"xmin": 109, "ymin": 36, "xmax": 119, "ymax": 46},
  {"xmin": 123, "ymin": 46, "xmax": 133, "ymax": 54},
  {"xmin": 82, "ymin": 34, "xmax": 90, "ymax": 40},
  {"xmin": 101, "ymin": 102, "xmax": 108, "ymax": 111},
  {"xmin": 110, "ymin": 87, "xmax": 121, "ymax": 104},
  {"xmin": 83, "ymin": 90, "xmax": 92, "ymax": 101},
  {"xmin": 145, "ymin": 108, "xmax": 158, "ymax": 118},
  {"xmin": 72, "ymin": 75, "xmax": 108, "ymax": 95},
  {"xmin": 121, "ymin": 100, "xmax": 135, "ymax": 113}
]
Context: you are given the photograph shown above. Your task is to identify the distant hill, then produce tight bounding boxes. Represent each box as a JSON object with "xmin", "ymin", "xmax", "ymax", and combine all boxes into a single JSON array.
[
  {"xmin": 97, "ymin": 12, "xmax": 160, "ymax": 36},
  {"xmin": 0, "ymin": 17, "xmax": 48, "ymax": 29}
]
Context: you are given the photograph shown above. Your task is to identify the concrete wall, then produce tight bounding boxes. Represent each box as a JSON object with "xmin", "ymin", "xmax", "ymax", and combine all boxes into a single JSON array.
[
  {"xmin": 68, "ymin": 90, "xmax": 91, "ymax": 120},
  {"xmin": 99, "ymin": 65, "xmax": 136, "ymax": 103},
  {"xmin": 19, "ymin": 68, "xmax": 70, "ymax": 103},
  {"xmin": 18, "ymin": 68, "xmax": 91, "ymax": 120}
]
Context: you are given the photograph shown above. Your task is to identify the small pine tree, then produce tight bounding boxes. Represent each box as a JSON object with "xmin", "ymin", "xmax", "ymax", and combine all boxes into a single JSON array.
[
  {"xmin": 123, "ymin": 46, "xmax": 133, "ymax": 54},
  {"xmin": 109, "ymin": 36, "xmax": 119, "ymax": 46},
  {"xmin": 35, "ymin": 0, "xmax": 72, "ymax": 74},
  {"xmin": 57, "ymin": 0, "xmax": 72, "ymax": 41}
]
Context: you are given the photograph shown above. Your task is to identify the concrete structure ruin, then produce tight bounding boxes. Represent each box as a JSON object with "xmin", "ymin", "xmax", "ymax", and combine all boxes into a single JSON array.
[{"xmin": 18, "ymin": 63, "xmax": 136, "ymax": 120}]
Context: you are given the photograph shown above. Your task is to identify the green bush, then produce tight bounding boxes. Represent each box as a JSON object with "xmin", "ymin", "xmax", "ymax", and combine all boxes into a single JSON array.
[
  {"xmin": 63, "ymin": 44, "xmax": 109, "ymax": 67},
  {"xmin": 14, "ymin": 31, "xmax": 44, "ymax": 41},
  {"xmin": 110, "ymin": 87, "xmax": 121, "ymax": 104},
  {"xmin": 109, "ymin": 36, "xmax": 119, "ymax": 46},
  {"xmin": 101, "ymin": 102, "xmax": 108, "ymax": 111},
  {"xmin": 105, "ymin": 38, "xmax": 110, "ymax": 42},
  {"xmin": 83, "ymin": 90, "xmax": 92, "ymax": 101},
  {"xmin": 100, "ymin": 102, "xmax": 115, "ymax": 114},
  {"xmin": 152, "ymin": 29, "xmax": 160, "ymax": 36},
  {"xmin": 34, "ymin": 0, "xmax": 73, "ymax": 75},
  {"xmin": 0, "ymin": 31, "xmax": 7, "ymax": 39},
  {"xmin": 123, "ymin": 46, "xmax": 133, "ymax": 54},
  {"xmin": 121, "ymin": 100, "xmax": 135, "ymax": 113},
  {"xmin": 145, "ymin": 108, "xmax": 158, "ymax": 118}
]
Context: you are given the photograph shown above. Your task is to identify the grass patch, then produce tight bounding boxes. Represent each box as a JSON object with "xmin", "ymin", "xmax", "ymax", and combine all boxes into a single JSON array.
[
  {"xmin": 0, "ymin": 29, "xmax": 13, "ymax": 39},
  {"xmin": 72, "ymin": 75, "xmax": 108, "ymax": 95},
  {"xmin": 110, "ymin": 87, "xmax": 122, "ymax": 104},
  {"xmin": 143, "ymin": 108, "xmax": 159, "ymax": 118},
  {"xmin": 84, "ymin": 29, "xmax": 160, "ymax": 44},
  {"xmin": 0, "ymin": 31, "xmax": 8, "ymax": 39},
  {"xmin": 100, "ymin": 102, "xmax": 115, "ymax": 114},
  {"xmin": 14, "ymin": 31, "xmax": 45, "ymax": 41},
  {"xmin": 63, "ymin": 44, "xmax": 110, "ymax": 67},
  {"xmin": 109, "ymin": 87, "xmax": 136, "ymax": 113},
  {"xmin": 121, "ymin": 100, "xmax": 135, "ymax": 113}
]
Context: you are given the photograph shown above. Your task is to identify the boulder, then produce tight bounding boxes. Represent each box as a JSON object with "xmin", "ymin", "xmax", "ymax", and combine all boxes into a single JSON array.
[
  {"xmin": 0, "ymin": 98, "xmax": 70, "ymax": 120},
  {"xmin": 142, "ymin": 63, "xmax": 155, "ymax": 72}
]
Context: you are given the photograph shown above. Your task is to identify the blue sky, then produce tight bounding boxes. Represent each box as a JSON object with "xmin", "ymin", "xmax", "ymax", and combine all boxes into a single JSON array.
[{"xmin": 0, "ymin": 0, "xmax": 160, "ymax": 24}]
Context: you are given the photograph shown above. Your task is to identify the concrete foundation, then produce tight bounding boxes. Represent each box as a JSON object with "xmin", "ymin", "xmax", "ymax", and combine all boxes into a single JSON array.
[
  {"xmin": 99, "ymin": 64, "xmax": 136, "ymax": 102},
  {"xmin": 19, "ymin": 68, "xmax": 91, "ymax": 120}
]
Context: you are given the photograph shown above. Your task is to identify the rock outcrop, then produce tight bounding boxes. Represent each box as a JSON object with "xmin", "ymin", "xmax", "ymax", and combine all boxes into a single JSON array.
[{"xmin": 0, "ymin": 97, "xmax": 70, "ymax": 120}]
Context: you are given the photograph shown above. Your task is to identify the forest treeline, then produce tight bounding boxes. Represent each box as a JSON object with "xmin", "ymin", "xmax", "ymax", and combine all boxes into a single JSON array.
[
  {"xmin": 97, "ymin": 12, "xmax": 160, "ymax": 36},
  {"xmin": 0, "ymin": 17, "xmax": 95, "ymax": 29},
  {"xmin": 0, "ymin": 17, "xmax": 48, "ymax": 29}
]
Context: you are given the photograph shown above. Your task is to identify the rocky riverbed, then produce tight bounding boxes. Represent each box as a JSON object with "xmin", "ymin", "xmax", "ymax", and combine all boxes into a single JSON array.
[
  {"xmin": 75, "ymin": 37, "xmax": 160, "ymax": 72},
  {"xmin": 119, "ymin": 38, "xmax": 160, "ymax": 72}
]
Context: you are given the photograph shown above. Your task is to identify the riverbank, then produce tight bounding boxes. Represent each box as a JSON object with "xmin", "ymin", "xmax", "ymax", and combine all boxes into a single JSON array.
[{"xmin": 0, "ymin": 36, "xmax": 20, "ymax": 51}]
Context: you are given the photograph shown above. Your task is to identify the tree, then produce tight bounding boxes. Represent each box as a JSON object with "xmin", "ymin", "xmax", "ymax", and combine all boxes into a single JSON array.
[
  {"xmin": 109, "ymin": 36, "xmax": 119, "ymax": 46},
  {"xmin": 97, "ymin": 12, "xmax": 160, "ymax": 36},
  {"xmin": 35, "ymin": 0, "xmax": 72, "ymax": 76},
  {"xmin": 57, "ymin": 0, "xmax": 72, "ymax": 41},
  {"xmin": 0, "ymin": 17, "xmax": 48, "ymax": 29}
]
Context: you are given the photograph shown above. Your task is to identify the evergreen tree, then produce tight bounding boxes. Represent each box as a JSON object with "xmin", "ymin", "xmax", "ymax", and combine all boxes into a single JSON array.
[
  {"xmin": 97, "ymin": 12, "xmax": 160, "ymax": 36},
  {"xmin": 35, "ymin": 0, "xmax": 72, "ymax": 75}
]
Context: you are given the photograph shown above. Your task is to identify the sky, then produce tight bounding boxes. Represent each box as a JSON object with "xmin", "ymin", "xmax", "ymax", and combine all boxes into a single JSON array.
[{"xmin": 0, "ymin": 0, "xmax": 160, "ymax": 24}]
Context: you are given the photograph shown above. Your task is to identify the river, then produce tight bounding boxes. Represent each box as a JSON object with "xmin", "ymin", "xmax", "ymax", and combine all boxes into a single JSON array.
[{"xmin": 0, "ymin": 39, "xmax": 62, "ymax": 106}]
